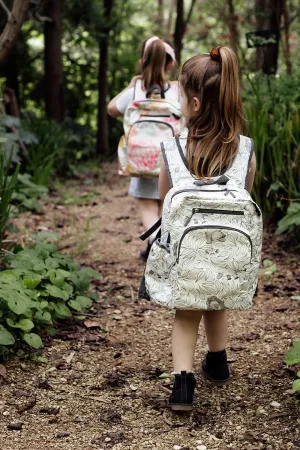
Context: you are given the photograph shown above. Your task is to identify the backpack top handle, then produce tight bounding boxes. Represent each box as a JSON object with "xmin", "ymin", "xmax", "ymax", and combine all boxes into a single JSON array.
[
  {"xmin": 194, "ymin": 175, "xmax": 230, "ymax": 186},
  {"xmin": 146, "ymin": 84, "xmax": 166, "ymax": 99}
]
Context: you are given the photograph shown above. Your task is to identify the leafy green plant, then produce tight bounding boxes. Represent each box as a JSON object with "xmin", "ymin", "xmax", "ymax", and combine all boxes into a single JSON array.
[
  {"xmin": 259, "ymin": 259, "xmax": 277, "ymax": 278},
  {"xmin": 75, "ymin": 217, "xmax": 92, "ymax": 256},
  {"xmin": 276, "ymin": 202, "xmax": 300, "ymax": 239},
  {"xmin": 0, "ymin": 151, "xmax": 20, "ymax": 247},
  {"xmin": 21, "ymin": 116, "xmax": 70, "ymax": 186},
  {"xmin": 0, "ymin": 109, "xmax": 20, "ymax": 248},
  {"xmin": 0, "ymin": 243, "xmax": 100, "ymax": 354},
  {"xmin": 11, "ymin": 173, "xmax": 48, "ymax": 212},
  {"xmin": 244, "ymin": 72, "xmax": 300, "ymax": 219},
  {"xmin": 285, "ymin": 341, "xmax": 300, "ymax": 393}
]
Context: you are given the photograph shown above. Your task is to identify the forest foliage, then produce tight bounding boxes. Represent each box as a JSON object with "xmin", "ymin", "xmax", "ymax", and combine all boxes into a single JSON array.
[
  {"xmin": 0, "ymin": 0, "xmax": 298, "ymax": 372},
  {"xmin": 0, "ymin": 0, "xmax": 298, "ymax": 225}
]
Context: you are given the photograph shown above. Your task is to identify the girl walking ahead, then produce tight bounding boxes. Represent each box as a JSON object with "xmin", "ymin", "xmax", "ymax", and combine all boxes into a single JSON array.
[
  {"xmin": 141, "ymin": 46, "xmax": 263, "ymax": 410},
  {"xmin": 108, "ymin": 36, "xmax": 180, "ymax": 260}
]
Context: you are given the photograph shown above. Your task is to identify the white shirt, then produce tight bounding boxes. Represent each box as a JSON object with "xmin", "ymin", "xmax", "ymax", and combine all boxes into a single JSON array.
[{"xmin": 116, "ymin": 82, "xmax": 179, "ymax": 114}]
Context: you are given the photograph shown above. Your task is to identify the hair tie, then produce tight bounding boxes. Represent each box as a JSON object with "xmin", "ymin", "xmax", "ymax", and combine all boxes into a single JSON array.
[
  {"xmin": 210, "ymin": 46, "xmax": 222, "ymax": 61},
  {"xmin": 144, "ymin": 36, "xmax": 176, "ymax": 62}
]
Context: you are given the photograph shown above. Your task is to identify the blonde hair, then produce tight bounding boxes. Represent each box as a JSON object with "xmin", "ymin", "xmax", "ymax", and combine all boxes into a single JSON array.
[
  {"xmin": 141, "ymin": 38, "xmax": 174, "ymax": 91},
  {"xmin": 180, "ymin": 46, "xmax": 246, "ymax": 179}
]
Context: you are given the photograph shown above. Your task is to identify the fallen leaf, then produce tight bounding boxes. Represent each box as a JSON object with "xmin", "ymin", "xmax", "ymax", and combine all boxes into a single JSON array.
[
  {"xmin": 88, "ymin": 396, "xmax": 110, "ymax": 403},
  {"xmin": 14, "ymin": 390, "xmax": 31, "ymax": 398},
  {"xmin": 239, "ymin": 332, "xmax": 260, "ymax": 342},
  {"xmin": 84, "ymin": 319, "xmax": 102, "ymax": 328},
  {"xmin": 18, "ymin": 397, "xmax": 36, "ymax": 414},
  {"xmin": 129, "ymin": 384, "xmax": 138, "ymax": 391},
  {"xmin": 39, "ymin": 407, "xmax": 60, "ymax": 415},
  {"xmin": 0, "ymin": 364, "xmax": 7, "ymax": 378},
  {"xmin": 162, "ymin": 409, "xmax": 173, "ymax": 426},
  {"xmin": 49, "ymin": 417, "xmax": 59, "ymax": 424},
  {"xmin": 85, "ymin": 334, "xmax": 101, "ymax": 342},
  {"xmin": 56, "ymin": 432, "xmax": 70, "ymax": 438},
  {"xmin": 286, "ymin": 323, "xmax": 298, "ymax": 330},
  {"xmin": 36, "ymin": 378, "xmax": 52, "ymax": 390},
  {"xmin": 64, "ymin": 351, "xmax": 76, "ymax": 364},
  {"xmin": 55, "ymin": 361, "xmax": 69, "ymax": 370},
  {"xmin": 158, "ymin": 372, "xmax": 172, "ymax": 379},
  {"xmin": 230, "ymin": 345, "xmax": 245, "ymax": 352},
  {"xmin": 270, "ymin": 401, "xmax": 281, "ymax": 408},
  {"xmin": 7, "ymin": 422, "xmax": 23, "ymax": 431},
  {"xmin": 244, "ymin": 430, "xmax": 259, "ymax": 442}
]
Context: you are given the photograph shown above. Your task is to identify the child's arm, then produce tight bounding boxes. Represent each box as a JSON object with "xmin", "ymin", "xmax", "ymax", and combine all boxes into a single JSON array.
[
  {"xmin": 107, "ymin": 75, "xmax": 142, "ymax": 118},
  {"xmin": 159, "ymin": 161, "xmax": 171, "ymax": 200},
  {"xmin": 246, "ymin": 153, "xmax": 256, "ymax": 193}
]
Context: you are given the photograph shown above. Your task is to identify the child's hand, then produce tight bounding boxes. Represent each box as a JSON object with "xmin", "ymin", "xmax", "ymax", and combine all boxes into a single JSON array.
[{"xmin": 128, "ymin": 75, "xmax": 142, "ymax": 88}]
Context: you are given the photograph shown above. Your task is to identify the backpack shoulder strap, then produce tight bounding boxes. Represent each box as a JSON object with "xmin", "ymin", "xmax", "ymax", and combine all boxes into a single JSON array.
[
  {"xmin": 226, "ymin": 135, "xmax": 254, "ymax": 188},
  {"xmin": 167, "ymin": 81, "xmax": 180, "ymax": 102},
  {"xmin": 133, "ymin": 78, "xmax": 144, "ymax": 100},
  {"xmin": 161, "ymin": 128, "xmax": 194, "ymax": 188}
]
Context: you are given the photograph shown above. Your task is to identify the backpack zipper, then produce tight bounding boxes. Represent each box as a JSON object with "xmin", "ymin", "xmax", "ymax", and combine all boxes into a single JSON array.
[
  {"xmin": 184, "ymin": 209, "xmax": 244, "ymax": 226},
  {"xmin": 171, "ymin": 188, "xmax": 231, "ymax": 201},
  {"xmin": 192, "ymin": 208, "xmax": 244, "ymax": 215},
  {"xmin": 132, "ymin": 99, "xmax": 180, "ymax": 109},
  {"xmin": 127, "ymin": 120, "xmax": 175, "ymax": 145},
  {"xmin": 140, "ymin": 114, "xmax": 171, "ymax": 118},
  {"xmin": 177, "ymin": 225, "xmax": 252, "ymax": 263}
]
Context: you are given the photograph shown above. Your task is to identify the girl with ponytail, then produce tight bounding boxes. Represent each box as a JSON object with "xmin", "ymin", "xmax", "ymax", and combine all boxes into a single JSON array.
[
  {"xmin": 108, "ymin": 37, "xmax": 178, "ymax": 260},
  {"xmin": 157, "ymin": 47, "xmax": 258, "ymax": 410}
]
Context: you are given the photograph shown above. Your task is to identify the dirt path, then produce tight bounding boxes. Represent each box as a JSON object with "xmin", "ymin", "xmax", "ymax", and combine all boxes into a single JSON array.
[{"xmin": 0, "ymin": 164, "xmax": 299, "ymax": 450}]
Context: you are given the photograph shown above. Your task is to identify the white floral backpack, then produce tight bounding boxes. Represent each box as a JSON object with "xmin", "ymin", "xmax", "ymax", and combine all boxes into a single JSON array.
[
  {"xmin": 118, "ymin": 79, "xmax": 183, "ymax": 177},
  {"xmin": 140, "ymin": 129, "xmax": 263, "ymax": 310}
]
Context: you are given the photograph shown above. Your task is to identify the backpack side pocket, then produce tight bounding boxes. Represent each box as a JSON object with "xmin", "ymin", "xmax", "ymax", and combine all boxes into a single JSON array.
[{"xmin": 144, "ymin": 239, "xmax": 174, "ymax": 305}]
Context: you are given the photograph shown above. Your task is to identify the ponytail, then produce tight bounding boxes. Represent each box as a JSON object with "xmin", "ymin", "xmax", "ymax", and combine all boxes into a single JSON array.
[
  {"xmin": 219, "ymin": 47, "xmax": 242, "ymax": 142},
  {"xmin": 141, "ymin": 38, "xmax": 173, "ymax": 91},
  {"xmin": 180, "ymin": 46, "xmax": 246, "ymax": 179}
]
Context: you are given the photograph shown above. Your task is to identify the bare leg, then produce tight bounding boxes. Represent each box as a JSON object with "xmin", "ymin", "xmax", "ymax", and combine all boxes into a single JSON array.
[
  {"xmin": 172, "ymin": 310, "xmax": 203, "ymax": 372},
  {"xmin": 203, "ymin": 311, "xmax": 227, "ymax": 352}
]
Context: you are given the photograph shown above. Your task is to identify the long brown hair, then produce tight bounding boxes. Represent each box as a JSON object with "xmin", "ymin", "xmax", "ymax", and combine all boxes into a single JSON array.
[
  {"xmin": 180, "ymin": 46, "xmax": 246, "ymax": 179},
  {"xmin": 141, "ymin": 38, "xmax": 174, "ymax": 91}
]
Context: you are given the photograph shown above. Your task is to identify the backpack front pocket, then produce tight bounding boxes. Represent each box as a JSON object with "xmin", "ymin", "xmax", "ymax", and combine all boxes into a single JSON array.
[
  {"xmin": 176, "ymin": 225, "xmax": 253, "ymax": 299},
  {"xmin": 126, "ymin": 120, "xmax": 175, "ymax": 176}
]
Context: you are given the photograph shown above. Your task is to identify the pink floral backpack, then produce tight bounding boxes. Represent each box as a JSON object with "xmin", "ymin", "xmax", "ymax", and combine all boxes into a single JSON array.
[{"xmin": 118, "ymin": 79, "xmax": 183, "ymax": 177}]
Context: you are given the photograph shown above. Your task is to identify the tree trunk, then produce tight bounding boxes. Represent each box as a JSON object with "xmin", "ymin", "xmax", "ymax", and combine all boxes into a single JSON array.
[
  {"xmin": 44, "ymin": 0, "xmax": 64, "ymax": 123},
  {"xmin": 3, "ymin": 48, "xmax": 19, "ymax": 102},
  {"xmin": 173, "ymin": 0, "xmax": 196, "ymax": 65},
  {"xmin": 0, "ymin": 0, "xmax": 29, "ymax": 65},
  {"xmin": 173, "ymin": 0, "xmax": 184, "ymax": 65},
  {"xmin": 282, "ymin": 0, "xmax": 292, "ymax": 75},
  {"xmin": 167, "ymin": 0, "xmax": 175, "ymax": 34},
  {"xmin": 226, "ymin": 0, "xmax": 239, "ymax": 58},
  {"xmin": 255, "ymin": 0, "xmax": 283, "ymax": 74},
  {"xmin": 96, "ymin": 0, "xmax": 114, "ymax": 157},
  {"xmin": 157, "ymin": 0, "xmax": 164, "ymax": 28}
]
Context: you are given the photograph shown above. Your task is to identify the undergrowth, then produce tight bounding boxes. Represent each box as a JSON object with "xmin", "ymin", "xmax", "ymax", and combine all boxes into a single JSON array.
[{"xmin": 0, "ymin": 242, "xmax": 100, "ymax": 357}]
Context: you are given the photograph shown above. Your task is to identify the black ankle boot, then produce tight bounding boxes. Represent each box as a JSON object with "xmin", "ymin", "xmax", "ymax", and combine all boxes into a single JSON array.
[
  {"xmin": 169, "ymin": 371, "xmax": 196, "ymax": 411},
  {"xmin": 140, "ymin": 242, "xmax": 152, "ymax": 261},
  {"xmin": 201, "ymin": 350, "xmax": 230, "ymax": 386}
]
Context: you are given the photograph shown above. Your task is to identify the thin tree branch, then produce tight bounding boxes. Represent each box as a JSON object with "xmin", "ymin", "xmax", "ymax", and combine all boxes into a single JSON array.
[
  {"xmin": 0, "ymin": 0, "xmax": 30, "ymax": 66},
  {"xmin": 33, "ymin": 12, "xmax": 52, "ymax": 22},
  {"xmin": 0, "ymin": 0, "xmax": 12, "ymax": 20},
  {"xmin": 280, "ymin": 4, "xmax": 300, "ymax": 29},
  {"xmin": 184, "ymin": 0, "xmax": 196, "ymax": 29}
]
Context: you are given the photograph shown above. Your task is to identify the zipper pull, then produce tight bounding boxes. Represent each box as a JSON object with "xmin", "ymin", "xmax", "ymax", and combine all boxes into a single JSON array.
[{"xmin": 224, "ymin": 190, "xmax": 236, "ymax": 198}]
